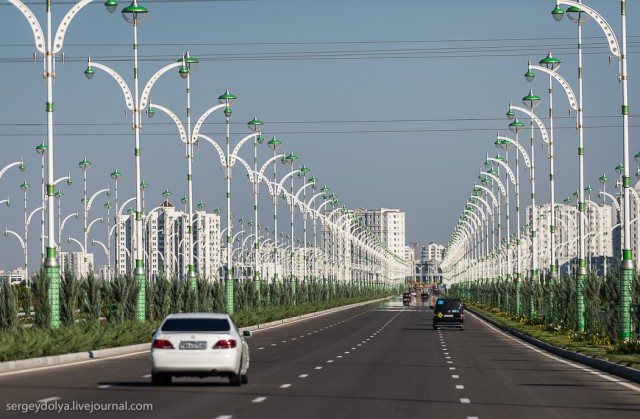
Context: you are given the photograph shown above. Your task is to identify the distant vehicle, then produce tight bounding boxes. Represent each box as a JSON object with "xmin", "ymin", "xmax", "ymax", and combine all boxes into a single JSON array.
[
  {"xmin": 150, "ymin": 313, "xmax": 251, "ymax": 386},
  {"xmin": 402, "ymin": 292, "xmax": 412, "ymax": 305},
  {"xmin": 433, "ymin": 298, "xmax": 464, "ymax": 330},
  {"xmin": 421, "ymin": 292, "xmax": 429, "ymax": 302}
]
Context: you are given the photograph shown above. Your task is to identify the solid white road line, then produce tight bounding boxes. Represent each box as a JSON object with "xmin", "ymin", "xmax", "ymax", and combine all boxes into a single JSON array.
[
  {"xmin": 0, "ymin": 350, "xmax": 150, "ymax": 377},
  {"xmin": 472, "ymin": 312, "xmax": 640, "ymax": 393}
]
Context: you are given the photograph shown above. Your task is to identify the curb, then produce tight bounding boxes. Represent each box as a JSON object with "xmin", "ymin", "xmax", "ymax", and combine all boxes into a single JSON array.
[
  {"xmin": 0, "ymin": 297, "xmax": 391, "ymax": 374},
  {"xmin": 469, "ymin": 308, "xmax": 640, "ymax": 385}
]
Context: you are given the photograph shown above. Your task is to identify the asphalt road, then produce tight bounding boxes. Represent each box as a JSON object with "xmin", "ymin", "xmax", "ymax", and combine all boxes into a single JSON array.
[{"xmin": 1, "ymin": 297, "xmax": 640, "ymax": 419}]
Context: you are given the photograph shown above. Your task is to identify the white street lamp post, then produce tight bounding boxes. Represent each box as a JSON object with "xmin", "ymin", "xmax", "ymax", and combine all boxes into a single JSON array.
[{"xmin": 85, "ymin": 1, "xmax": 186, "ymax": 320}]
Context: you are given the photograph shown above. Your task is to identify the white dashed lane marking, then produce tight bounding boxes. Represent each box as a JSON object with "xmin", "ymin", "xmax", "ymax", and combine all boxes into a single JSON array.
[
  {"xmin": 280, "ymin": 384, "xmax": 292, "ymax": 389},
  {"xmin": 460, "ymin": 398, "xmax": 471, "ymax": 404},
  {"xmin": 252, "ymin": 397, "xmax": 267, "ymax": 403}
]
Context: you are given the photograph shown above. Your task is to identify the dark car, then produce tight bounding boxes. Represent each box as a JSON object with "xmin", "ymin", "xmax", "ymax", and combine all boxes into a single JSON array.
[
  {"xmin": 433, "ymin": 298, "xmax": 464, "ymax": 330},
  {"xmin": 402, "ymin": 292, "xmax": 412, "ymax": 305}
]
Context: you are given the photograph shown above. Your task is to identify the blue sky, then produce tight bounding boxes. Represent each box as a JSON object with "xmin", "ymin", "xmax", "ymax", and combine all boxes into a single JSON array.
[{"xmin": 0, "ymin": 0, "xmax": 637, "ymax": 271}]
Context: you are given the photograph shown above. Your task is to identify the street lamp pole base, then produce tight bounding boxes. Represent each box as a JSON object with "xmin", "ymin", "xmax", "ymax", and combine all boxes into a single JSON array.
[
  {"xmin": 134, "ymin": 263, "xmax": 146, "ymax": 322},
  {"xmin": 44, "ymin": 247, "xmax": 60, "ymax": 328},
  {"xmin": 620, "ymin": 254, "xmax": 634, "ymax": 341},
  {"xmin": 225, "ymin": 269, "xmax": 234, "ymax": 314}
]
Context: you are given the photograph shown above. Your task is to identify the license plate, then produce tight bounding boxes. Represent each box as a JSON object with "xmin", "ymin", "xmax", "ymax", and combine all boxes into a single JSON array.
[
  {"xmin": 443, "ymin": 314, "xmax": 454, "ymax": 318},
  {"xmin": 179, "ymin": 340, "xmax": 207, "ymax": 350}
]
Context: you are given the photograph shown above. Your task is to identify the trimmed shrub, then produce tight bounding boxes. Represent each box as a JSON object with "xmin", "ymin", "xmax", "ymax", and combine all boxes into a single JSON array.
[{"xmin": 0, "ymin": 280, "xmax": 18, "ymax": 331}]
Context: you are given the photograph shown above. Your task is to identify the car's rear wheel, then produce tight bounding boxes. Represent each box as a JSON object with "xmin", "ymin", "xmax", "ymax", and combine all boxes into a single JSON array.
[
  {"xmin": 151, "ymin": 372, "xmax": 171, "ymax": 386},
  {"xmin": 229, "ymin": 359, "xmax": 243, "ymax": 387},
  {"xmin": 241, "ymin": 374, "xmax": 248, "ymax": 384}
]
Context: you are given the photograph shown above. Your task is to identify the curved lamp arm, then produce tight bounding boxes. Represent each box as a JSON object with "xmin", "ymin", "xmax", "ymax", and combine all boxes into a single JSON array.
[
  {"xmin": 471, "ymin": 194, "xmax": 493, "ymax": 216},
  {"xmin": 192, "ymin": 103, "xmax": 228, "ymax": 141},
  {"xmin": 139, "ymin": 62, "xmax": 184, "ymax": 110},
  {"xmin": 86, "ymin": 60, "xmax": 134, "ymax": 111},
  {"xmin": 486, "ymin": 156, "xmax": 516, "ymax": 186},
  {"xmin": 0, "ymin": 160, "xmax": 25, "ymax": 181},
  {"xmin": 148, "ymin": 103, "xmax": 187, "ymax": 144},
  {"xmin": 26, "ymin": 207, "xmax": 44, "ymax": 227},
  {"xmin": 53, "ymin": 0, "xmax": 100, "ymax": 53},
  {"xmin": 87, "ymin": 188, "xmax": 110, "ymax": 212},
  {"xmin": 598, "ymin": 190, "xmax": 620, "ymax": 213},
  {"xmin": 60, "ymin": 212, "xmax": 79, "ymax": 232},
  {"xmin": 87, "ymin": 217, "xmax": 104, "ymax": 235},
  {"xmin": 197, "ymin": 134, "xmax": 226, "ymax": 167},
  {"xmin": 497, "ymin": 135, "xmax": 531, "ymax": 168},
  {"xmin": 91, "ymin": 239, "xmax": 108, "ymax": 258},
  {"xmin": 118, "ymin": 197, "xmax": 136, "ymax": 215},
  {"xmin": 508, "ymin": 106, "xmax": 550, "ymax": 145},
  {"xmin": 479, "ymin": 171, "xmax": 507, "ymax": 197},
  {"xmin": 295, "ymin": 182, "xmax": 316, "ymax": 201},
  {"xmin": 7, "ymin": 0, "xmax": 45, "ymax": 53},
  {"xmin": 528, "ymin": 64, "xmax": 578, "ymax": 111},
  {"xmin": 259, "ymin": 153, "xmax": 286, "ymax": 178},
  {"xmin": 230, "ymin": 133, "xmax": 260, "ymax": 166},
  {"xmin": 108, "ymin": 223, "xmax": 118, "ymax": 239},
  {"xmin": 53, "ymin": 174, "xmax": 72, "ymax": 186},
  {"xmin": 67, "ymin": 237, "xmax": 85, "ymax": 253},
  {"xmin": 277, "ymin": 169, "xmax": 302, "ymax": 191},
  {"xmin": 466, "ymin": 202, "xmax": 487, "ymax": 221},
  {"xmin": 4, "ymin": 228, "xmax": 25, "ymax": 250},
  {"xmin": 556, "ymin": 1, "xmax": 620, "ymax": 57},
  {"xmin": 143, "ymin": 206, "xmax": 165, "ymax": 229}
]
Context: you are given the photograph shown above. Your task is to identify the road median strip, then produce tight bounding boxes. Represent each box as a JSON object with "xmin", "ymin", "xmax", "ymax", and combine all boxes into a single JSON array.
[{"xmin": 0, "ymin": 297, "xmax": 390, "ymax": 374}]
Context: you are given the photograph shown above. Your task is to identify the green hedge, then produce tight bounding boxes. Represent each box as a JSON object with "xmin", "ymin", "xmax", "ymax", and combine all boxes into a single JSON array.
[{"xmin": 0, "ymin": 292, "xmax": 392, "ymax": 363}]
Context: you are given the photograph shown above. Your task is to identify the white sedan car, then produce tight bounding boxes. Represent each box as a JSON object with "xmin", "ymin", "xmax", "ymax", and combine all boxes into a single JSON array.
[{"xmin": 150, "ymin": 313, "xmax": 251, "ymax": 386}]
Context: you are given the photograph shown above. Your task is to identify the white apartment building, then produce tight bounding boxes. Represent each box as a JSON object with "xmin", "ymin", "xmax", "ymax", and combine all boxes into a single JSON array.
[
  {"xmin": 422, "ymin": 242, "xmax": 445, "ymax": 262},
  {"xmin": 113, "ymin": 201, "xmax": 221, "ymax": 280},
  {"xmin": 0, "ymin": 268, "xmax": 27, "ymax": 284},
  {"xmin": 193, "ymin": 210, "xmax": 222, "ymax": 280},
  {"xmin": 59, "ymin": 251, "xmax": 94, "ymax": 278},
  {"xmin": 526, "ymin": 203, "xmax": 613, "ymax": 275},
  {"xmin": 353, "ymin": 208, "xmax": 406, "ymax": 260}
]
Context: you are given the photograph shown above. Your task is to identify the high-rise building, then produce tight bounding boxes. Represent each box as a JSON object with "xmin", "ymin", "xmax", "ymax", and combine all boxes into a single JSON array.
[
  {"xmin": 353, "ymin": 208, "xmax": 406, "ymax": 259},
  {"xmin": 59, "ymin": 251, "xmax": 94, "ymax": 278},
  {"xmin": 111, "ymin": 201, "xmax": 221, "ymax": 280}
]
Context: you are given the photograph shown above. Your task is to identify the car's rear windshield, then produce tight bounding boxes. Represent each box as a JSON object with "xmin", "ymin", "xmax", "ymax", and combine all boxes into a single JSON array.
[
  {"xmin": 161, "ymin": 318, "xmax": 231, "ymax": 332},
  {"xmin": 435, "ymin": 299, "xmax": 462, "ymax": 310}
]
